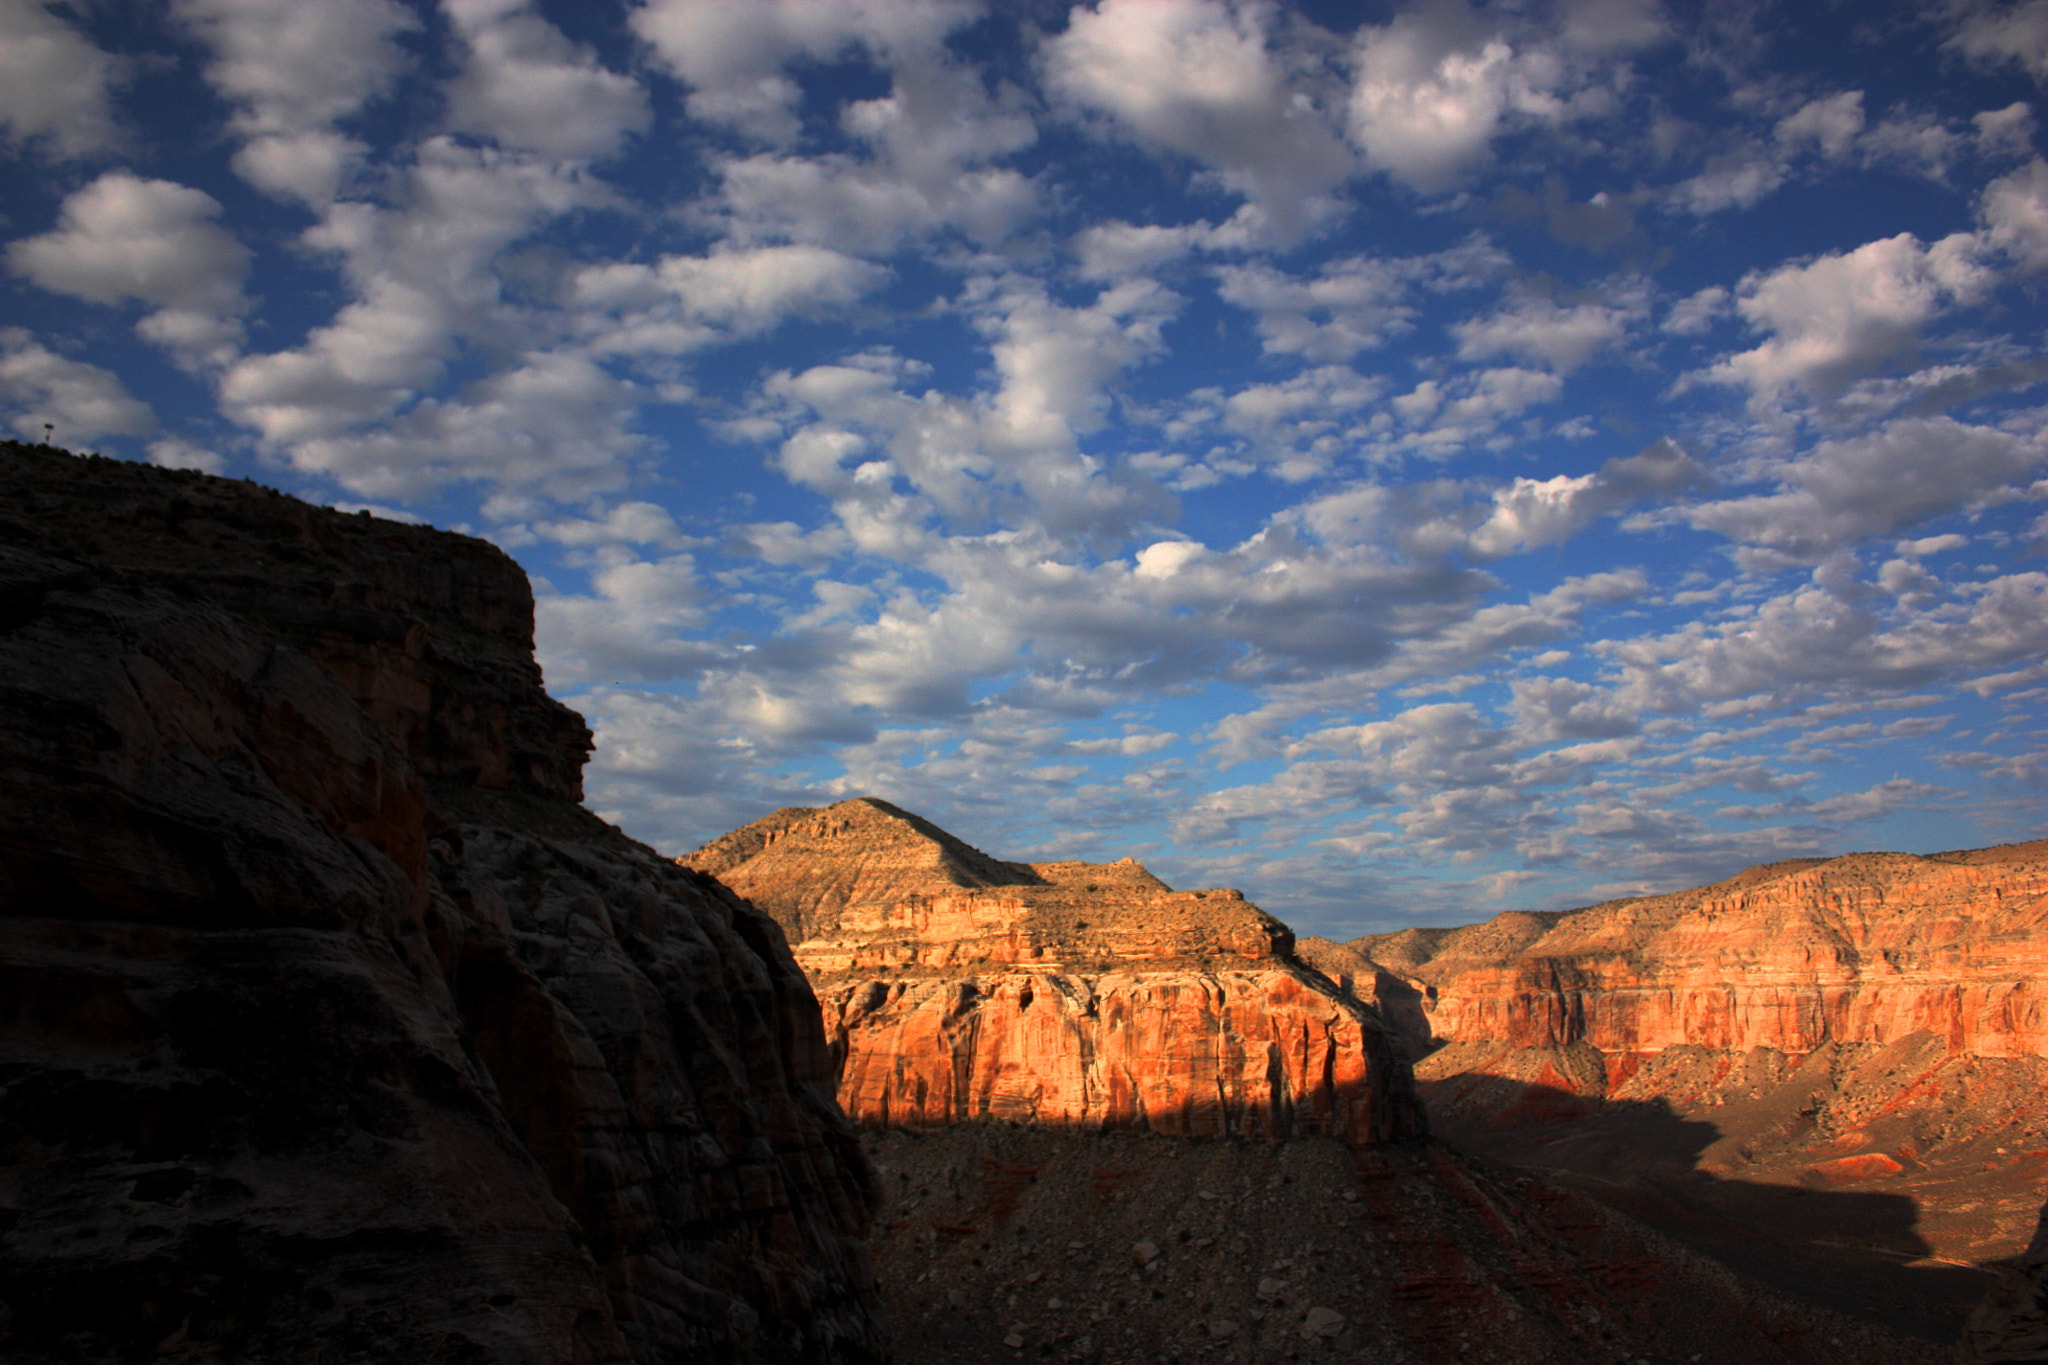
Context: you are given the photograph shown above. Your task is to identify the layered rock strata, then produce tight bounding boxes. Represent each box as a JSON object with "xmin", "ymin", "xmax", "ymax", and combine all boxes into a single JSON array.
[
  {"xmin": 684, "ymin": 799, "xmax": 1422, "ymax": 1146},
  {"xmin": 1334, "ymin": 844, "xmax": 2048, "ymax": 1338},
  {"xmin": 0, "ymin": 443, "xmax": 882, "ymax": 1363},
  {"xmin": 1352, "ymin": 846, "xmax": 2048, "ymax": 1064}
]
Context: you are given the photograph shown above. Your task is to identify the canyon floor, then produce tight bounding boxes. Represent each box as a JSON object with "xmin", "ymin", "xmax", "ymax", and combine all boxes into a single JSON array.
[
  {"xmin": 1421, "ymin": 1040, "xmax": 2045, "ymax": 1349},
  {"xmin": 862, "ymin": 1125, "xmax": 1947, "ymax": 1364}
]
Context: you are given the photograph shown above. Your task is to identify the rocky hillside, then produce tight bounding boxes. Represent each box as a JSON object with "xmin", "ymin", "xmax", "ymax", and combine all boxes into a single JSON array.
[
  {"xmin": 687, "ymin": 799, "xmax": 1945, "ymax": 1361},
  {"xmin": 0, "ymin": 442, "xmax": 883, "ymax": 1363},
  {"xmin": 684, "ymin": 798, "xmax": 1424, "ymax": 1146},
  {"xmin": 1337, "ymin": 843, "xmax": 2048, "ymax": 1342}
]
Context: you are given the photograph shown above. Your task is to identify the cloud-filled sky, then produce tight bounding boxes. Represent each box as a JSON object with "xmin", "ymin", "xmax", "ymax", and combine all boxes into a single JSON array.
[{"xmin": 5, "ymin": 0, "xmax": 2048, "ymax": 938}]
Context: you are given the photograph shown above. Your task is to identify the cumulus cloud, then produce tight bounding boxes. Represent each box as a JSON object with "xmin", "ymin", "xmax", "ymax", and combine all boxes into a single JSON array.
[
  {"xmin": 1452, "ymin": 280, "xmax": 1646, "ymax": 373},
  {"xmin": 1468, "ymin": 439, "xmax": 1704, "ymax": 557},
  {"xmin": 1679, "ymin": 416, "xmax": 2044, "ymax": 564},
  {"xmin": 271, "ymin": 349, "xmax": 642, "ymax": 503},
  {"xmin": 1946, "ymin": 0, "xmax": 2048, "ymax": 80},
  {"xmin": 1345, "ymin": 0, "xmax": 1650, "ymax": 194},
  {"xmin": 7, "ymin": 172, "xmax": 249, "ymax": 368},
  {"xmin": 633, "ymin": 0, "xmax": 979, "ymax": 144},
  {"xmin": 446, "ymin": 0, "xmax": 649, "ymax": 161},
  {"xmin": 219, "ymin": 138, "xmax": 607, "ymax": 466},
  {"xmin": 574, "ymin": 245, "xmax": 889, "ymax": 355},
  {"xmin": 1774, "ymin": 90, "xmax": 1865, "ymax": 159},
  {"xmin": 0, "ymin": 0, "xmax": 121, "ymax": 156},
  {"xmin": 176, "ymin": 0, "xmax": 417, "ymax": 203},
  {"xmin": 1607, "ymin": 564, "xmax": 2048, "ymax": 710},
  {"xmin": 537, "ymin": 554, "xmax": 717, "ymax": 686},
  {"xmin": 1709, "ymin": 231, "xmax": 1993, "ymax": 402},
  {"xmin": 1042, "ymin": 0, "xmax": 1353, "ymax": 235},
  {"xmin": 1981, "ymin": 158, "xmax": 2048, "ymax": 270},
  {"xmin": 0, "ymin": 329, "xmax": 155, "ymax": 443},
  {"xmin": 1216, "ymin": 238, "xmax": 1503, "ymax": 361}
]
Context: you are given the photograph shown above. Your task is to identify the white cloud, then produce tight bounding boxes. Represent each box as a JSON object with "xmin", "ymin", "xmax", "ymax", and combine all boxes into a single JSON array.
[
  {"xmin": 1663, "ymin": 285, "xmax": 1730, "ymax": 336},
  {"xmin": 758, "ymin": 278, "xmax": 1182, "ymax": 543},
  {"xmin": 632, "ymin": 0, "xmax": 979, "ymax": 144},
  {"xmin": 147, "ymin": 437, "xmax": 227, "ymax": 474},
  {"xmin": 0, "ymin": 329, "xmax": 155, "ymax": 443},
  {"xmin": 1608, "ymin": 563, "xmax": 2048, "ymax": 710},
  {"xmin": 1344, "ymin": 0, "xmax": 1642, "ymax": 194},
  {"xmin": 1072, "ymin": 220, "xmax": 1214, "ymax": 281},
  {"xmin": 1215, "ymin": 234, "xmax": 1504, "ymax": 362},
  {"xmin": 1946, "ymin": 0, "xmax": 2048, "ymax": 80},
  {"xmin": 1981, "ymin": 158, "xmax": 2048, "ymax": 271},
  {"xmin": 1509, "ymin": 675, "xmax": 1638, "ymax": 741},
  {"xmin": 446, "ymin": 0, "xmax": 649, "ymax": 161},
  {"xmin": 176, "ymin": 0, "xmax": 417, "ymax": 203},
  {"xmin": 1679, "ymin": 416, "xmax": 2044, "ymax": 564},
  {"xmin": 273, "ymin": 350, "xmax": 642, "ymax": 504},
  {"xmin": 7, "ymin": 172, "xmax": 249, "ymax": 368},
  {"xmin": 1451, "ymin": 280, "xmax": 1645, "ymax": 373},
  {"xmin": 1666, "ymin": 147, "xmax": 1784, "ymax": 216},
  {"xmin": 220, "ymin": 138, "xmax": 606, "ymax": 457},
  {"xmin": 537, "ymin": 553, "xmax": 715, "ymax": 686},
  {"xmin": 574, "ymin": 245, "xmax": 888, "ymax": 355},
  {"xmin": 0, "ymin": 0, "xmax": 121, "ymax": 156},
  {"xmin": 1774, "ymin": 90, "xmax": 1864, "ymax": 160},
  {"xmin": 1709, "ymin": 231, "xmax": 1993, "ymax": 402},
  {"xmin": 1974, "ymin": 101, "xmax": 2037, "ymax": 157},
  {"xmin": 1216, "ymin": 257, "xmax": 1418, "ymax": 360},
  {"xmin": 1042, "ymin": 0, "xmax": 1353, "ymax": 235}
]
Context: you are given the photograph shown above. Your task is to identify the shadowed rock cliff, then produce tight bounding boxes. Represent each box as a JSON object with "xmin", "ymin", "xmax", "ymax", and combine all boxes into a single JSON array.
[
  {"xmin": 0, "ymin": 443, "xmax": 883, "ymax": 1364},
  {"xmin": 684, "ymin": 798, "xmax": 1423, "ymax": 1147}
]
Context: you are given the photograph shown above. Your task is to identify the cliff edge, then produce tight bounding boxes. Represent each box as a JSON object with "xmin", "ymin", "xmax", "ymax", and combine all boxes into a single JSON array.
[
  {"xmin": 684, "ymin": 798, "xmax": 1423, "ymax": 1146},
  {"xmin": 0, "ymin": 443, "xmax": 884, "ymax": 1364}
]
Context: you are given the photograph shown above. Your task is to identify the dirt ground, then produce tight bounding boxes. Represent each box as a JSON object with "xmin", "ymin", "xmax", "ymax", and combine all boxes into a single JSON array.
[{"xmin": 861, "ymin": 1124, "xmax": 1944, "ymax": 1364}]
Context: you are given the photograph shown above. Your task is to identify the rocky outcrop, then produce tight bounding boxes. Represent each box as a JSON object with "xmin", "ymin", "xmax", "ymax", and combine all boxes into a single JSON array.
[
  {"xmin": 0, "ymin": 443, "xmax": 882, "ymax": 1364},
  {"xmin": 683, "ymin": 799, "xmax": 1423, "ymax": 1146},
  {"xmin": 1335, "ymin": 844, "xmax": 2048, "ymax": 1342},
  {"xmin": 1352, "ymin": 847, "xmax": 2048, "ymax": 1065},
  {"xmin": 1960, "ymin": 1199, "xmax": 2048, "ymax": 1363}
]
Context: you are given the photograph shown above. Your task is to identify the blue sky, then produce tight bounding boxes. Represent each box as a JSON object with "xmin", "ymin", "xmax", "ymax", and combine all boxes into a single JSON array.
[{"xmin": 4, "ymin": 0, "xmax": 2047, "ymax": 938}]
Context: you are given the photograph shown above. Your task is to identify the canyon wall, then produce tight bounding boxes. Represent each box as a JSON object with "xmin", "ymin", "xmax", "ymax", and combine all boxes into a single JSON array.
[
  {"xmin": 684, "ymin": 799, "xmax": 1424, "ymax": 1146},
  {"xmin": 1352, "ymin": 847, "xmax": 2048, "ymax": 1065},
  {"xmin": 1341, "ymin": 843, "xmax": 2048, "ymax": 1300},
  {"xmin": 0, "ymin": 443, "xmax": 883, "ymax": 1364}
]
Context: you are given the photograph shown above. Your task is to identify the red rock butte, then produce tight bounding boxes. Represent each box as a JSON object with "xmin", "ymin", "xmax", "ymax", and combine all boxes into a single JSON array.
[{"xmin": 683, "ymin": 798, "xmax": 1424, "ymax": 1146}]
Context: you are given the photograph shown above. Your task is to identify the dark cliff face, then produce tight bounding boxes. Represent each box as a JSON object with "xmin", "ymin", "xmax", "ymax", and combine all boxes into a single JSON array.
[{"xmin": 0, "ymin": 443, "xmax": 884, "ymax": 1364}]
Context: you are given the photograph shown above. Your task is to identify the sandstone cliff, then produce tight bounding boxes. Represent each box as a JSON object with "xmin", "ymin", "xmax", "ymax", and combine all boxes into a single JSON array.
[
  {"xmin": 0, "ymin": 443, "xmax": 882, "ymax": 1363},
  {"xmin": 1337, "ymin": 844, "xmax": 2048, "ymax": 1340},
  {"xmin": 1353, "ymin": 846, "xmax": 2048, "ymax": 1063},
  {"xmin": 684, "ymin": 799, "xmax": 1423, "ymax": 1146}
]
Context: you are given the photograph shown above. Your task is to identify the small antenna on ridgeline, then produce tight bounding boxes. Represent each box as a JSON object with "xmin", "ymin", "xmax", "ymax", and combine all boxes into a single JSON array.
[{"xmin": 42, "ymin": 423, "xmax": 53, "ymax": 445}]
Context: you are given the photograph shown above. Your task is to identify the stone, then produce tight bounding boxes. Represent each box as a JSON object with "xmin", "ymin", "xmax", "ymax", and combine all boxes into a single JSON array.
[
  {"xmin": 1209, "ymin": 1319, "xmax": 1239, "ymax": 1338},
  {"xmin": 685, "ymin": 798, "xmax": 1425, "ymax": 1146},
  {"xmin": 1346, "ymin": 845, "xmax": 2048, "ymax": 1063},
  {"xmin": 0, "ymin": 443, "xmax": 883, "ymax": 1363},
  {"xmin": 1301, "ymin": 1307, "xmax": 1345, "ymax": 1339},
  {"xmin": 1133, "ymin": 1242, "xmax": 1159, "ymax": 1265},
  {"xmin": 1257, "ymin": 1278, "xmax": 1288, "ymax": 1298}
]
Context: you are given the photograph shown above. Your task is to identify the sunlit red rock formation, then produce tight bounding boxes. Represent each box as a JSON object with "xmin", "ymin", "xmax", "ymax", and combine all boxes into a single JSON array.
[
  {"xmin": 0, "ymin": 443, "xmax": 882, "ymax": 1363},
  {"xmin": 1335, "ymin": 844, "xmax": 2048, "ymax": 1339},
  {"xmin": 1353, "ymin": 847, "xmax": 2048, "ymax": 1065},
  {"xmin": 1343, "ymin": 845, "xmax": 2048, "ymax": 1142},
  {"xmin": 683, "ymin": 798, "xmax": 1423, "ymax": 1146}
]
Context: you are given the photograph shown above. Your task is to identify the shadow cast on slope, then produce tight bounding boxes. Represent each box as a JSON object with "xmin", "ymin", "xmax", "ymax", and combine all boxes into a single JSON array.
[{"xmin": 1422, "ymin": 1081, "xmax": 1994, "ymax": 1347}]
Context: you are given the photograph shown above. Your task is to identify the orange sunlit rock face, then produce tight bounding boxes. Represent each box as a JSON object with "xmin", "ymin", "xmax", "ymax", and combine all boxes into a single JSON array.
[
  {"xmin": 1350, "ymin": 846, "xmax": 2048, "ymax": 1066},
  {"xmin": 685, "ymin": 798, "xmax": 1424, "ymax": 1146}
]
